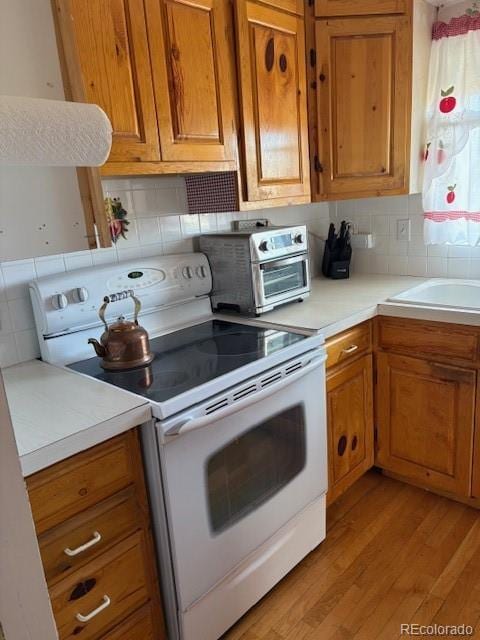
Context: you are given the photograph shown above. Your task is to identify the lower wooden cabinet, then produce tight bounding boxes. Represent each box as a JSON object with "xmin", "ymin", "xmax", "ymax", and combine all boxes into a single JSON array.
[
  {"xmin": 326, "ymin": 353, "xmax": 374, "ymax": 505},
  {"xmin": 375, "ymin": 352, "xmax": 476, "ymax": 498},
  {"xmin": 50, "ymin": 531, "xmax": 152, "ymax": 640},
  {"xmin": 26, "ymin": 430, "xmax": 166, "ymax": 640}
]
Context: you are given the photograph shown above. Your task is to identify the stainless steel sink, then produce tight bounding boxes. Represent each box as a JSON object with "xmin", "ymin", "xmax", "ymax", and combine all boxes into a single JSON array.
[{"xmin": 388, "ymin": 280, "xmax": 480, "ymax": 311}]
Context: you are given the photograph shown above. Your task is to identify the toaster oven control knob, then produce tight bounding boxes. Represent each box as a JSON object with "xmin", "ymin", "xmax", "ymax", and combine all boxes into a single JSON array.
[
  {"xmin": 294, "ymin": 233, "xmax": 305, "ymax": 244},
  {"xmin": 182, "ymin": 266, "xmax": 193, "ymax": 279},
  {"xmin": 259, "ymin": 240, "xmax": 270, "ymax": 252},
  {"xmin": 72, "ymin": 287, "xmax": 89, "ymax": 303},
  {"xmin": 51, "ymin": 293, "xmax": 68, "ymax": 310}
]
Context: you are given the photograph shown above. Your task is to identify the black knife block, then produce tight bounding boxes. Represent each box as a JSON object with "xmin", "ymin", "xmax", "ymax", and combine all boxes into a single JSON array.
[{"xmin": 322, "ymin": 241, "xmax": 352, "ymax": 279}]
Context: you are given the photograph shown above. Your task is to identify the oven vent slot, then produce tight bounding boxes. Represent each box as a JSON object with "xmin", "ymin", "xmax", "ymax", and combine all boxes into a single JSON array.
[
  {"xmin": 285, "ymin": 361, "xmax": 302, "ymax": 375},
  {"xmin": 233, "ymin": 384, "xmax": 257, "ymax": 401},
  {"xmin": 260, "ymin": 371, "xmax": 282, "ymax": 387},
  {"xmin": 205, "ymin": 397, "xmax": 229, "ymax": 414}
]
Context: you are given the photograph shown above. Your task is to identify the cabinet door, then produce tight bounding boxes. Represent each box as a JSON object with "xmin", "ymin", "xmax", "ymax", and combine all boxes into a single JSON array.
[
  {"xmin": 473, "ymin": 389, "xmax": 480, "ymax": 498},
  {"xmin": 314, "ymin": 14, "xmax": 411, "ymax": 199},
  {"xmin": 56, "ymin": 0, "xmax": 161, "ymax": 163},
  {"xmin": 145, "ymin": 0, "xmax": 237, "ymax": 163},
  {"xmin": 376, "ymin": 353, "xmax": 476, "ymax": 497},
  {"xmin": 326, "ymin": 354, "xmax": 374, "ymax": 505},
  {"xmin": 315, "ymin": 0, "xmax": 407, "ymax": 17},
  {"xmin": 235, "ymin": 1, "xmax": 310, "ymax": 203}
]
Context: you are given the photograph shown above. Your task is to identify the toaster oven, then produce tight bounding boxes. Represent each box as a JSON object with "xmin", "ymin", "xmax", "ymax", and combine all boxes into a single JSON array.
[{"xmin": 199, "ymin": 225, "xmax": 310, "ymax": 315}]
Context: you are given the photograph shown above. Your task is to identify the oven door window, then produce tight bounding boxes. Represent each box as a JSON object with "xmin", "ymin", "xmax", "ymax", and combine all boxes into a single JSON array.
[
  {"xmin": 206, "ymin": 405, "xmax": 306, "ymax": 534},
  {"xmin": 262, "ymin": 260, "xmax": 306, "ymax": 299}
]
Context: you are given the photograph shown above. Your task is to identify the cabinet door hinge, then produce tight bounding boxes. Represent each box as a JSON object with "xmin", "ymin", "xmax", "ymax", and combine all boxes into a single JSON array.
[
  {"xmin": 314, "ymin": 155, "xmax": 323, "ymax": 173},
  {"xmin": 309, "ymin": 48, "xmax": 316, "ymax": 68}
]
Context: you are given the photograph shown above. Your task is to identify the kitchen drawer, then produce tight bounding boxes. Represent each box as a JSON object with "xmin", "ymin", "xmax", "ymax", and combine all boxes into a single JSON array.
[
  {"xmin": 50, "ymin": 531, "xmax": 151, "ymax": 640},
  {"xmin": 326, "ymin": 322, "xmax": 372, "ymax": 370},
  {"xmin": 102, "ymin": 603, "xmax": 160, "ymax": 640},
  {"xmin": 376, "ymin": 317, "xmax": 478, "ymax": 364},
  {"xmin": 27, "ymin": 431, "xmax": 141, "ymax": 534},
  {"xmin": 38, "ymin": 486, "xmax": 145, "ymax": 585}
]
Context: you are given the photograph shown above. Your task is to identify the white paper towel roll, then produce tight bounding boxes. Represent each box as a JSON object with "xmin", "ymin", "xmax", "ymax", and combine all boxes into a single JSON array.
[{"xmin": 0, "ymin": 95, "xmax": 113, "ymax": 167}]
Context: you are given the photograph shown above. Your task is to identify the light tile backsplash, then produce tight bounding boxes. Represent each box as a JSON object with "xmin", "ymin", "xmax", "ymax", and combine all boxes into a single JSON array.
[
  {"xmin": 0, "ymin": 175, "xmax": 330, "ymax": 368},
  {"xmin": 331, "ymin": 194, "xmax": 480, "ymax": 279}
]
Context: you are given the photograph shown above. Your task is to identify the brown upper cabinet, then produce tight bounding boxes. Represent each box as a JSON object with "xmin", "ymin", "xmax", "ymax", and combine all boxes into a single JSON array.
[
  {"xmin": 315, "ymin": 0, "xmax": 407, "ymax": 17},
  {"xmin": 54, "ymin": 0, "xmax": 238, "ymax": 176},
  {"xmin": 54, "ymin": 0, "xmax": 416, "ymax": 209},
  {"xmin": 144, "ymin": 0, "xmax": 237, "ymax": 164},
  {"xmin": 55, "ymin": 0, "xmax": 161, "ymax": 165},
  {"xmin": 311, "ymin": 12, "xmax": 412, "ymax": 200},
  {"xmin": 234, "ymin": 1, "xmax": 311, "ymax": 207}
]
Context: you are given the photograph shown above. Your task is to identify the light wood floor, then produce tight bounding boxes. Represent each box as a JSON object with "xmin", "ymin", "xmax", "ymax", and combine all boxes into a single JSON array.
[{"xmin": 223, "ymin": 470, "xmax": 480, "ymax": 640}]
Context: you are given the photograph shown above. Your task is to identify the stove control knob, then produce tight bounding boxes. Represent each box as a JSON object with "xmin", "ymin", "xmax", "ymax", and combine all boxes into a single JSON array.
[
  {"xmin": 259, "ymin": 240, "xmax": 270, "ymax": 252},
  {"xmin": 182, "ymin": 266, "xmax": 193, "ymax": 279},
  {"xmin": 196, "ymin": 265, "xmax": 207, "ymax": 279},
  {"xmin": 51, "ymin": 293, "xmax": 68, "ymax": 310},
  {"xmin": 72, "ymin": 287, "xmax": 89, "ymax": 303},
  {"xmin": 294, "ymin": 233, "xmax": 305, "ymax": 244}
]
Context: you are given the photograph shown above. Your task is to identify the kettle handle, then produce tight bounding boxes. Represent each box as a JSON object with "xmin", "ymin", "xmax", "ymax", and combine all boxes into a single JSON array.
[{"xmin": 99, "ymin": 289, "xmax": 142, "ymax": 330}]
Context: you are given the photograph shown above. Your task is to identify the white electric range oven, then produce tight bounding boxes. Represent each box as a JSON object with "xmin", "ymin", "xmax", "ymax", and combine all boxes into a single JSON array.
[{"xmin": 29, "ymin": 253, "xmax": 327, "ymax": 640}]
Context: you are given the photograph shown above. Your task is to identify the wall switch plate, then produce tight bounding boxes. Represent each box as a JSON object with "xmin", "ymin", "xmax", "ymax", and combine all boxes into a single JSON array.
[{"xmin": 397, "ymin": 219, "xmax": 411, "ymax": 241}]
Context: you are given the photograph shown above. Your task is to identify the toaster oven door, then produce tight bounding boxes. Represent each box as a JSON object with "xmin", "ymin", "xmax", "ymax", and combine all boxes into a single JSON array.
[{"xmin": 253, "ymin": 254, "xmax": 310, "ymax": 311}]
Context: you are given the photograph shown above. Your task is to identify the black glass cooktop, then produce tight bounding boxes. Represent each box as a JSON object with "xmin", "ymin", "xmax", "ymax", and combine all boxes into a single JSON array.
[{"xmin": 68, "ymin": 320, "xmax": 306, "ymax": 404}]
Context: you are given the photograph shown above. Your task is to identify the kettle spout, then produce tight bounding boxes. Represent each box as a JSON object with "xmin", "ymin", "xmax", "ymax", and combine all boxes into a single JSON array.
[{"xmin": 88, "ymin": 338, "xmax": 106, "ymax": 358}]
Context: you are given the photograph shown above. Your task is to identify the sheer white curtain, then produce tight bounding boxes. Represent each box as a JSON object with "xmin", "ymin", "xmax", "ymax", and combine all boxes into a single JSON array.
[{"xmin": 423, "ymin": 1, "xmax": 480, "ymax": 245}]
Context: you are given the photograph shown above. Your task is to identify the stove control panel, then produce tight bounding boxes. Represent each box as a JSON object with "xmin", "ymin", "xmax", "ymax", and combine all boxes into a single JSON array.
[
  {"xmin": 107, "ymin": 268, "xmax": 167, "ymax": 292},
  {"xmin": 29, "ymin": 253, "xmax": 212, "ymax": 338}
]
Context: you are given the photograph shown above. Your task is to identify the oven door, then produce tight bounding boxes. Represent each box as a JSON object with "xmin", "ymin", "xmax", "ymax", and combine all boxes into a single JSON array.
[
  {"xmin": 252, "ymin": 254, "xmax": 310, "ymax": 311},
  {"xmin": 156, "ymin": 350, "xmax": 327, "ymax": 611}
]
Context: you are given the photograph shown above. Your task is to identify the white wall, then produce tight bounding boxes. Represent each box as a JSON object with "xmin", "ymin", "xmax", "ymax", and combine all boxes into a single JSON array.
[
  {"xmin": 0, "ymin": 176, "xmax": 330, "ymax": 368},
  {"xmin": 0, "ymin": 0, "xmax": 90, "ymax": 261},
  {"xmin": 331, "ymin": 194, "xmax": 480, "ymax": 278}
]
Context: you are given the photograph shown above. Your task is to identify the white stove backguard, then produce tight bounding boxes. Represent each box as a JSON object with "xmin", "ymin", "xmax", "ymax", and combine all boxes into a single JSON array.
[{"xmin": 29, "ymin": 253, "xmax": 213, "ymax": 365}]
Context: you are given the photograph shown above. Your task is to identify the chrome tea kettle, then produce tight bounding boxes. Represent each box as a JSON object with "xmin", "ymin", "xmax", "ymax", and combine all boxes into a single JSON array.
[{"xmin": 88, "ymin": 290, "xmax": 154, "ymax": 370}]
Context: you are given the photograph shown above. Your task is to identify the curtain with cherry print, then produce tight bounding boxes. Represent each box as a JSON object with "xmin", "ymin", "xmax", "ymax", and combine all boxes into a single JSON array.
[{"xmin": 423, "ymin": 1, "xmax": 480, "ymax": 245}]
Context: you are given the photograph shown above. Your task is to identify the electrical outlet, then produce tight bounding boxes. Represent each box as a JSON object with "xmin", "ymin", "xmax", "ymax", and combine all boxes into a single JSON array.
[{"xmin": 396, "ymin": 219, "xmax": 411, "ymax": 241}]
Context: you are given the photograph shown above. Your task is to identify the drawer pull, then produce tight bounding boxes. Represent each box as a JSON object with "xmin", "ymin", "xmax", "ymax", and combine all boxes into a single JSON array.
[
  {"xmin": 75, "ymin": 595, "xmax": 111, "ymax": 623},
  {"xmin": 342, "ymin": 344, "xmax": 359, "ymax": 355},
  {"xmin": 64, "ymin": 531, "xmax": 101, "ymax": 557}
]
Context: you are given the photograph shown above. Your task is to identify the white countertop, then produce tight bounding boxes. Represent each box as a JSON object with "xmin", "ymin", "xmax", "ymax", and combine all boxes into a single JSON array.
[
  {"xmin": 5, "ymin": 273, "xmax": 472, "ymax": 477},
  {"xmin": 3, "ymin": 359, "xmax": 151, "ymax": 476},
  {"xmin": 251, "ymin": 274, "xmax": 428, "ymax": 337}
]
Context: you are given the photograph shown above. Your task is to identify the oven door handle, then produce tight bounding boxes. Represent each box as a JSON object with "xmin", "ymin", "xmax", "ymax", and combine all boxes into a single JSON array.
[
  {"xmin": 162, "ymin": 353, "xmax": 326, "ymax": 438},
  {"xmin": 259, "ymin": 254, "xmax": 307, "ymax": 270}
]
